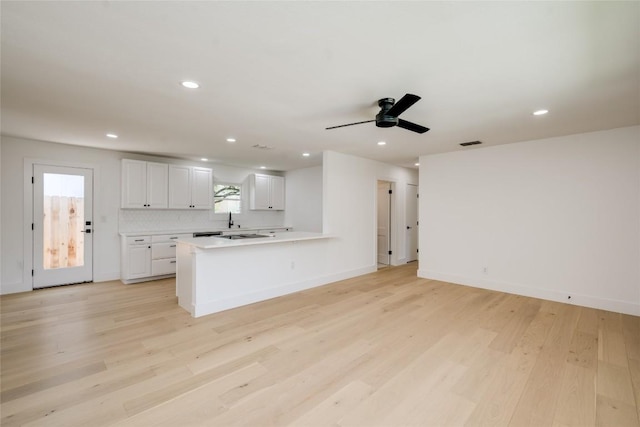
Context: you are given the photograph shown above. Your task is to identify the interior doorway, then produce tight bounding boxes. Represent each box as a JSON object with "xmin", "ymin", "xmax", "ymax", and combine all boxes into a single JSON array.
[
  {"xmin": 33, "ymin": 164, "xmax": 94, "ymax": 288},
  {"xmin": 406, "ymin": 184, "xmax": 418, "ymax": 262},
  {"xmin": 377, "ymin": 180, "xmax": 392, "ymax": 267}
]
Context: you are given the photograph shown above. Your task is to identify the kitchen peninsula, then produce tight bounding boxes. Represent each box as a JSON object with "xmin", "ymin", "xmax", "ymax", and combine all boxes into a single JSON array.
[{"xmin": 176, "ymin": 232, "xmax": 333, "ymax": 317}]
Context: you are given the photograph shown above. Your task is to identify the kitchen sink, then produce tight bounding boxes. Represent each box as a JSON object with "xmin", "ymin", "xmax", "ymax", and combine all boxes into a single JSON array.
[{"xmin": 215, "ymin": 233, "xmax": 269, "ymax": 240}]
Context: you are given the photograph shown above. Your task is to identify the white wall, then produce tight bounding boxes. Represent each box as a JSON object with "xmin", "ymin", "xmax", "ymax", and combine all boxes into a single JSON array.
[
  {"xmin": 284, "ymin": 166, "xmax": 323, "ymax": 233},
  {"xmin": 419, "ymin": 126, "xmax": 640, "ymax": 315},
  {"xmin": 323, "ymin": 151, "xmax": 419, "ymax": 278},
  {"xmin": 0, "ymin": 136, "xmax": 285, "ymax": 294},
  {"xmin": 1, "ymin": 136, "xmax": 122, "ymax": 293},
  {"xmin": 0, "ymin": 137, "xmax": 3, "ymax": 290}
]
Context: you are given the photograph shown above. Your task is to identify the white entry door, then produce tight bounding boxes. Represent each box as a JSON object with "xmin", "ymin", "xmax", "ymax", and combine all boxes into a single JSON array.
[
  {"xmin": 33, "ymin": 165, "xmax": 93, "ymax": 288},
  {"xmin": 406, "ymin": 184, "xmax": 418, "ymax": 262},
  {"xmin": 377, "ymin": 181, "xmax": 391, "ymax": 265}
]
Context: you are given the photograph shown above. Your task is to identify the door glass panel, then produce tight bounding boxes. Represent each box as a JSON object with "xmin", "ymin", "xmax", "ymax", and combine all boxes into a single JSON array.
[{"xmin": 42, "ymin": 173, "xmax": 85, "ymax": 269}]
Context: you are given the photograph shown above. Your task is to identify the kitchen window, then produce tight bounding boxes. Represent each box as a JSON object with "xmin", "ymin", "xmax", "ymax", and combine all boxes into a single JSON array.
[{"xmin": 213, "ymin": 183, "xmax": 241, "ymax": 214}]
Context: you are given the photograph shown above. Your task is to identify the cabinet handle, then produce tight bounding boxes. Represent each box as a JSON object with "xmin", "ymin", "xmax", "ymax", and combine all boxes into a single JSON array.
[
  {"xmin": 170, "ymin": 261, "xmax": 176, "ymax": 264},
  {"xmin": 169, "ymin": 237, "xmax": 178, "ymax": 239},
  {"xmin": 148, "ymin": 246, "xmax": 151, "ymax": 249},
  {"xmin": 170, "ymin": 245, "xmax": 176, "ymax": 248},
  {"xmin": 134, "ymin": 239, "xmax": 144, "ymax": 242}
]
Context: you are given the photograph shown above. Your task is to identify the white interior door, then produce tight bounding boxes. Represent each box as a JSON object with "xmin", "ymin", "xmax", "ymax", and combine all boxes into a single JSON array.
[
  {"xmin": 377, "ymin": 181, "xmax": 391, "ymax": 265},
  {"xmin": 33, "ymin": 164, "xmax": 93, "ymax": 288},
  {"xmin": 406, "ymin": 184, "xmax": 419, "ymax": 262}
]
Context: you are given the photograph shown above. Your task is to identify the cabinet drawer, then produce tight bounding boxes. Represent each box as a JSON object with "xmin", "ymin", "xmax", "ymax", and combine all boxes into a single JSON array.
[
  {"xmin": 152, "ymin": 233, "xmax": 191, "ymax": 243},
  {"xmin": 126, "ymin": 236, "xmax": 151, "ymax": 244},
  {"xmin": 152, "ymin": 242, "xmax": 177, "ymax": 259},
  {"xmin": 152, "ymin": 258, "xmax": 177, "ymax": 276}
]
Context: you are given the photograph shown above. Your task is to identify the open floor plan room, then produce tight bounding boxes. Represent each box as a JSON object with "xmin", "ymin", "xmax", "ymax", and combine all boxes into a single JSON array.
[{"xmin": 1, "ymin": 264, "xmax": 639, "ymax": 426}]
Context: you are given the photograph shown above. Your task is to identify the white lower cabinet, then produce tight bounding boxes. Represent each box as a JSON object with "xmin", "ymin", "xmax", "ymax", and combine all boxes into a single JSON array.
[
  {"xmin": 127, "ymin": 244, "xmax": 152, "ymax": 279},
  {"xmin": 121, "ymin": 236, "xmax": 152, "ymax": 281},
  {"xmin": 121, "ymin": 233, "xmax": 190, "ymax": 284},
  {"xmin": 151, "ymin": 234, "xmax": 188, "ymax": 276},
  {"xmin": 152, "ymin": 259, "xmax": 177, "ymax": 276}
]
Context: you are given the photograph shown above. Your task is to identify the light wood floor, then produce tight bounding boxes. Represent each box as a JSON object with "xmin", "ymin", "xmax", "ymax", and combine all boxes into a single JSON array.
[{"xmin": 1, "ymin": 264, "xmax": 639, "ymax": 426}]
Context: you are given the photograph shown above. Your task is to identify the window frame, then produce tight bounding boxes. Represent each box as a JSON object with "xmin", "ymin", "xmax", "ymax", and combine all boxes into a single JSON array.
[{"xmin": 213, "ymin": 182, "xmax": 242, "ymax": 215}]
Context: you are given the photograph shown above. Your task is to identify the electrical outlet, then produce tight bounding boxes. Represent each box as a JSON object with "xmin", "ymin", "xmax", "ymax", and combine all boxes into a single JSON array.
[{"xmin": 483, "ymin": 267, "xmax": 488, "ymax": 274}]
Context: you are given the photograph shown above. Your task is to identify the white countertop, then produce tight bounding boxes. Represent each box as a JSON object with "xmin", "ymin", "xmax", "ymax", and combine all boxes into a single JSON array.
[
  {"xmin": 119, "ymin": 225, "xmax": 292, "ymax": 237},
  {"xmin": 176, "ymin": 231, "xmax": 332, "ymax": 249}
]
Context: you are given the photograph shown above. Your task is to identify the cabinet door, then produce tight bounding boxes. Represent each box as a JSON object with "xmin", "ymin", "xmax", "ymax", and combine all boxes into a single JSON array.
[
  {"xmin": 252, "ymin": 174, "xmax": 271, "ymax": 210},
  {"xmin": 168, "ymin": 165, "xmax": 192, "ymax": 208},
  {"xmin": 146, "ymin": 162, "xmax": 168, "ymax": 208},
  {"xmin": 270, "ymin": 176, "xmax": 285, "ymax": 210},
  {"xmin": 127, "ymin": 245, "xmax": 151, "ymax": 279},
  {"xmin": 152, "ymin": 242, "xmax": 177, "ymax": 259},
  {"xmin": 152, "ymin": 258, "xmax": 177, "ymax": 276},
  {"xmin": 121, "ymin": 159, "xmax": 147, "ymax": 208},
  {"xmin": 191, "ymin": 167, "xmax": 213, "ymax": 209}
]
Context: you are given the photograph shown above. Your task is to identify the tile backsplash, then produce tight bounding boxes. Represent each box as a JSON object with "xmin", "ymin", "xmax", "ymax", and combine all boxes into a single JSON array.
[{"xmin": 119, "ymin": 209, "xmax": 285, "ymax": 232}]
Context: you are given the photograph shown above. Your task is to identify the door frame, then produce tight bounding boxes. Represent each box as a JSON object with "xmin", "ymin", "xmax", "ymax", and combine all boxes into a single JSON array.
[
  {"xmin": 374, "ymin": 177, "xmax": 398, "ymax": 266},
  {"xmin": 23, "ymin": 158, "xmax": 100, "ymax": 290},
  {"xmin": 377, "ymin": 180, "xmax": 392, "ymax": 266},
  {"xmin": 406, "ymin": 183, "xmax": 419, "ymax": 263}
]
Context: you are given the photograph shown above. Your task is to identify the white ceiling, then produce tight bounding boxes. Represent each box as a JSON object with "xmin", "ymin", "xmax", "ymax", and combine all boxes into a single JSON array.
[{"xmin": 1, "ymin": 1, "xmax": 639, "ymax": 171}]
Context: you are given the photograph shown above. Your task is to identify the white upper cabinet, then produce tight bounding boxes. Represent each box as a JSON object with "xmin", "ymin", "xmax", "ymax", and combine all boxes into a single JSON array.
[
  {"xmin": 248, "ymin": 173, "xmax": 285, "ymax": 210},
  {"xmin": 252, "ymin": 174, "xmax": 271, "ymax": 210},
  {"xmin": 168, "ymin": 165, "xmax": 213, "ymax": 209},
  {"xmin": 121, "ymin": 159, "xmax": 168, "ymax": 209},
  {"xmin": 191, "ymin": 167, "xmax": 214, "ymax": 208},
  {"xmin": 269, "ymin": 176, "xmax": 285, "ymax": 210},
  {"xmin": 168, "ymin": 165, "xmax": 191, "ymax": 208}
]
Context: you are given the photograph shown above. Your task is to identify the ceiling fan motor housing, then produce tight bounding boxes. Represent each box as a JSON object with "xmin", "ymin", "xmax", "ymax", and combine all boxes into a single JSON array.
[
  {"xmin": 376, "ymin": 98, "xmax": 399, "ymax": 128},
  {"xmin": 325, "ymin": 93, "xmax": 428, "ymax": 133}
]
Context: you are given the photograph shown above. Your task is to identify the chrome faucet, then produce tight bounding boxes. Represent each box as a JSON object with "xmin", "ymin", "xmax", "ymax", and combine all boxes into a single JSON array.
[{"xmin": 228, "ymin": 211, "xmax": 234, "ymax": 228}]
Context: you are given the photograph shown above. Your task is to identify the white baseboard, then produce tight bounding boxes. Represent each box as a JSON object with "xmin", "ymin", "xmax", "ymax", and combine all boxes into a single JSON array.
[
  {"xmin": 418, "ymin": 269, "xmax": 640, "ymax": 316},
  {"xmin": 0, "ymin": 281, "xmax": 30, "ymax": 295},
  {"xmin": 193, "ymin": 265, "xmax": 377, "ymax": 317},
  {"xmin": 93, "ymin": 272, "xmax": 120, "ymax": 283}
]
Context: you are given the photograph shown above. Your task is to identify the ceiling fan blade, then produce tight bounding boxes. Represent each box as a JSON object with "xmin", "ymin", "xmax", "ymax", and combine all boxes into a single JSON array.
[
  {"xmin": 397, "ymin": 119, "xmax": 430, "ymax": 134},
  {"xmin": 386, "ymin": 93, "xmax": 421, "ymax": 117},
  {"xmin": 326, "ymin": 119, "xmax": 375, "ymax": 130}
]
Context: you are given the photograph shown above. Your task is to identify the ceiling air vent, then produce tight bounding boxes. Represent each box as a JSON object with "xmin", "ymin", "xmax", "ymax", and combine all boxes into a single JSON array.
[
  {"xmin": 460, "ymin": 140, "xmax": 482, "ymax": 147},
  {"xmin": 252, "ymin": 144, "xmax": 273, "ymax": 150}
]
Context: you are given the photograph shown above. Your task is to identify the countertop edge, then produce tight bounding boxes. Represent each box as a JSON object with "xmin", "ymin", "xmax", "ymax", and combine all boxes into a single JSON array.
[
  {"xmin": 176, "ymin": 232, "xmax": 334, "ymax": 249},
  {"xmin": 119, "ymin": 225, "xmax": 293, "ymax": 237}
]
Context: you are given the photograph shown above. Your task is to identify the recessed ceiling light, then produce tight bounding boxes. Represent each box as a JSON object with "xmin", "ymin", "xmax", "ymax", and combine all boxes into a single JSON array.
[
  {"xmin": 414, "ymin": 163, "xmax": 420, "ymax": 166},
  {"xmin": 226, "ymin": 138, "xmax": 236, "ymax": 143},
  {"xmin": 106, "ymin": 133, "xmax": 118, "ymax": 139},
  {"xmin": 181, "ymin": 81, "xmax": 200, "ymax": 89},
  {"xmin": 533, "ymin": 109, "xmax": 549, "ymax": 116},
  {"xmin": 377, "ymin": 141, "xmax": 386, "ymax": 146},
  {"xmin": 259, "ymin": 166, "xmax": 266, "ymax": 169},
  {"xmin": 302, "ymin": 152, "xmax": 310, "ymax": 157},
  {"xmin": 200, "ymin": 158, "xmax": 208, "ymax": 161}
]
